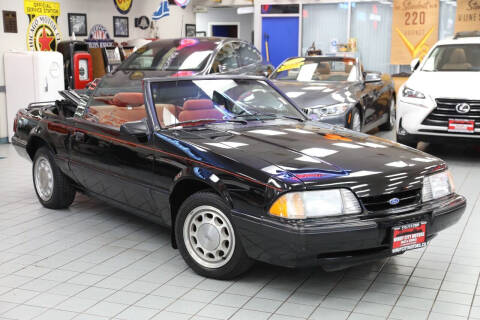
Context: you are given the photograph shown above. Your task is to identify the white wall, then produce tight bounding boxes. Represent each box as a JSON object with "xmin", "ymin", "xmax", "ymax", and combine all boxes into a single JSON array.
[
  {"xmin": 196, "ymin": 7, "xmax": 253, "ymax": 42},
  {"xmin": 0, "ymin": 0, "xmax": 195, "ymax": 142}
]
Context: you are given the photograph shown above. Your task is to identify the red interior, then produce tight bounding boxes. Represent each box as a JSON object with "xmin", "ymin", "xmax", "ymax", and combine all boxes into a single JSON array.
[{"xmin": 178, "ymin": 99, "xmax": 224, "ymax": 122}]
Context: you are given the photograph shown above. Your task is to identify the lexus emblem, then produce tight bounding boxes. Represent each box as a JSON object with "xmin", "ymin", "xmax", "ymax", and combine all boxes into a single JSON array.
[
  {"xmin": 456, "ymin": 103, "xmax": 471, "ymax": 114},
  {"xmin": 388, "ymin": 198, "xmax": 400, "ymax": 205}
]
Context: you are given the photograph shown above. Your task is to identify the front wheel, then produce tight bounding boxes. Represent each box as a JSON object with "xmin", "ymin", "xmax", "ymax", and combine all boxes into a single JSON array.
[
  {"xmin": 175, "ymin": 192, "xmax": 253, "ymax": 279},
  {"xmin": 349, "ymin": 107, "xmax": 362, "ymax": 132},
  {"xmin": 379, "ymin": 98, "xmax": 395, "ymax": 131},
  {"xmin": 33, "ymin": 147, "xmax": 76, "ymax": 209}
]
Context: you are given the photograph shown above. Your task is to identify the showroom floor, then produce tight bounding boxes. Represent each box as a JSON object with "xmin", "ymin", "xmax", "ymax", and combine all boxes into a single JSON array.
[{"xmin": 0, "ymin": 131, "xmax": 479, "ymax": 320}]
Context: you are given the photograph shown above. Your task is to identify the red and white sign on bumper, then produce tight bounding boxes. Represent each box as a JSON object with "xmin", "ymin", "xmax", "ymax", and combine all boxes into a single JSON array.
[{"xmin": 392, "ymin": 221, "xmax": 427, "ymax": 253}]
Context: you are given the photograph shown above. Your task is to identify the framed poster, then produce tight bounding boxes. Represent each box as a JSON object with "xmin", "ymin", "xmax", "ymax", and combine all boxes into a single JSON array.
[
  {"xmin": 390, "ymin": 0, "xmax": 439, "ymax": 65},
  {"xmin": 68, "ymin": 13, "xmax": 87, "ymax": 36},
  {"xmin": 196, "ymin": 31, "xmax": 206, "ymax": 37},
  {"xmin": 185, "ymin": 24, "xmax": 196, "ymax": 37},
  {"xmin": 3, "ymin": 11, "xmax": 18, "ymax": 33},
  {"xmin": 113, "ymin": 16, "xmax": 129, "ymax": 37}
]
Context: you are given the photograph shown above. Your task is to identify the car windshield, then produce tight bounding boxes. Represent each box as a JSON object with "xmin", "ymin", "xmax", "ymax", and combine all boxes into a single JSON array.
[
  {"xmin": 119, "ymin": 38, "xmax": 218, "ymax": 71},
  {"xmin": 422, "ymin": 44, "xmax": 480, "ymax": 72},
  {"xmin": 149, "ymin": 78, "xmax": 306, "ymax": 128},
  {"xmin": 271, "ymin": 57, "xmax": 359, "ymax": 82}
]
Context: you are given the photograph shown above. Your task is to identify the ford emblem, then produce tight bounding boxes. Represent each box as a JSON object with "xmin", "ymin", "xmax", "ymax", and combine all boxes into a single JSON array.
[
  {"xmin": 388, "ymin": 198, "xmax": 400, "ymax": 205},
  {"xmin": 455, "ymin": 103, "xmax": 470, "ymax": 114}
]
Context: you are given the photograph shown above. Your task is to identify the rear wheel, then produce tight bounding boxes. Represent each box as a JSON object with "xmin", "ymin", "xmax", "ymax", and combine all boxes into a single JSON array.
[
  {"xmin": 33, "ymin": 147, "xmax": 76, "ymax": 209},
  {"xmin": 380, "ymin": 98, "xmax": 395, "ymax": 131},
  {"xmin": 175, "ymin": 192, "xmax": 253, "ymax": 279},
  {"xmin": 349, "ymin": 107, "xmax": 362, "ymax": 132}
]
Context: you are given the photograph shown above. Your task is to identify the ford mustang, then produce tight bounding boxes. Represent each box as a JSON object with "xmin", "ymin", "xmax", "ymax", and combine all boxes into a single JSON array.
[{"xmin": 12, "ymin": 75, "xmax": 465, "ymax": 279}]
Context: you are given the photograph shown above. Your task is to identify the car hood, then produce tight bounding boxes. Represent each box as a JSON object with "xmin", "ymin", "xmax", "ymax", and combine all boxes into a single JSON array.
[
  {"xmin": 271, "ymin": 80, "xmax": 357, "ymax": 108},
  {"xmin": 172, "ymin": 121, "xmax": 444, "ymax": 196},
  {"xmin": 407, "ymin": 71, "xmax": 480, "ymax": 100}
]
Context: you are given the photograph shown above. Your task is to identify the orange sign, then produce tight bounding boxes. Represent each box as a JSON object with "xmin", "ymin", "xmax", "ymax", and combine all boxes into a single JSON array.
[
  {"xmin": 455, "ymin": 0, "xmax": 480, "ymax": 32},
  {"xmin": 390, "ymin": 0, "xmax": 439, "ymax": 65}
]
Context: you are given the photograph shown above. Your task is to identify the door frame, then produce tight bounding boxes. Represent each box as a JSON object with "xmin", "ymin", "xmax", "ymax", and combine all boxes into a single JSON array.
[{"xmin": 207, "ymin": 22, "xmax": 240, "ymax": 38}]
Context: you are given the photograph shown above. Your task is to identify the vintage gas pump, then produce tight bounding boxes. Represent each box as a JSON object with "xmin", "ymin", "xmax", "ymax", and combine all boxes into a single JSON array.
[{"xmin": 57, "ymin": 41, "xmax": 93, "ymax": 90}]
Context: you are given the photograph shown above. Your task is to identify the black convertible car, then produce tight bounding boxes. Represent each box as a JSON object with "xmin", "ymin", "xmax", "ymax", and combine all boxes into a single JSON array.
[
  {"xmin": 270, "ymin": 56, "xmax": 396, "ymax": 132},
  {"xmin": 12, "ymin": 75, "xmax": 465, "ymax": 279}
]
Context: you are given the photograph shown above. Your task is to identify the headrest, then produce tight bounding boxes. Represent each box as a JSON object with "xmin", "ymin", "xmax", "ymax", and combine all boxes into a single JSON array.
[
  {"xmin": 183, "ymin": 99, "xmax": 214, "ymax": 111},
  {"xmin": 449, "ymin": 48, "xmax": 467, "ymax": 64},
  {"xmin": 112, "ymin": 92, "xmax": 144, "ymax": 108},
  {"xmin": 317, "ymin": 62, "xmax": 331, "ymax": 75}
]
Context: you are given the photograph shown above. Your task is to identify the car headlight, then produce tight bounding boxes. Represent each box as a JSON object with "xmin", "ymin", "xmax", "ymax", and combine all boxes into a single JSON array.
[
  {"xmin": 308, "ymin": 103, "xmax": 350, "ymax": 117},
  {"xmin": 269, "ymin": 189, "xmax": 362, "ymax": 219},
  {"xmin": 422, "ymin": 170, "xmax": 454, "ymax": 202},
  {"xmin": 402, "ymin": 86, "xmax": 425, "ymax": 99}
]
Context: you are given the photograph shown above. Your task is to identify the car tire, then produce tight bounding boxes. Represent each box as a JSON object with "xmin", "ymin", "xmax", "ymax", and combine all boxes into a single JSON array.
[
  {"xmin": 379, "ymin": 98, "xmax": 395, "ymax": 131},
  {"xmin": 33, "ymin": 147, "xmax": 76, "ymax": 209},
  {"xmin": 396, "ymin": 132, "xmax": 417, "ymax": 149},
  {"xmin": 175, "ymin": 191, "xmax": 254, "ymax": 279},
  {"xmin": 349, "ymin": 107, "xmax": 362, "ymax": 132}
]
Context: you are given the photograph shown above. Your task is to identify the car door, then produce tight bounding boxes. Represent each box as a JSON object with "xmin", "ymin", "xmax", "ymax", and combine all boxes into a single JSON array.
[
  {"xmin": 362, "ymin": 72, "xmax": 384, "ymax": 130},
  {"xmin": 67, "ymin": 93, "xmax": 161, "ymax": 218}
]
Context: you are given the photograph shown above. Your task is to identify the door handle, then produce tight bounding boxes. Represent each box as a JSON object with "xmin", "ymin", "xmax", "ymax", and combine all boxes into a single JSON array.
[{"xmin": 73, "ymin": 131, "xmax": 85, "ymax": 142}]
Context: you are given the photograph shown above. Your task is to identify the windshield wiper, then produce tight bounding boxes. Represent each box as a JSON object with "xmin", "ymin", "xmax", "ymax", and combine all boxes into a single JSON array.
[
  {"xmin": 165, "ymin": 118, "xmax": 247, "ymax": 129},
  {"xmin": 237, "ymin": 112, "xmax": 305, "ymax": 122}
]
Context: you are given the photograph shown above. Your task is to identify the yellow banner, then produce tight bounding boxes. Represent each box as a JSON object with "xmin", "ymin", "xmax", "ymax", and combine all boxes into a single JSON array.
[
  {"xmin": 390, "ymin": 0, "xmax": 439, "ymax": 65},
  {"xmin": 455, "ymin": 0, "xmax": 480, "ymax": 32},
  {"xmin": 24, "ymin": 0, "xmax": 60, "ymax": 20}
]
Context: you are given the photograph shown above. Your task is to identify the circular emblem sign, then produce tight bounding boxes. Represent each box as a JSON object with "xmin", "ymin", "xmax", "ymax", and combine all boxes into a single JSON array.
[
  {"xmin": 27, "ymin": 15, "xmax": 61, "ymax": 51},
  {"xmin": 114, "ymin": 0, "xmax": 133, "ymax": 14},
  {"xmin": 456, "ymin": 103, "xmax": 471, "ymax": 114}
]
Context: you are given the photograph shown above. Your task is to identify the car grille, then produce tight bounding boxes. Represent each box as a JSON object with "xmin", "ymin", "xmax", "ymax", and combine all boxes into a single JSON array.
[
  {"xmin": 360, "ymin": 189, "xmax": 421, "ymax": 212},
  {"xmin": 422, "ymin": 99, "xmax": 480, "ymax": 133}
]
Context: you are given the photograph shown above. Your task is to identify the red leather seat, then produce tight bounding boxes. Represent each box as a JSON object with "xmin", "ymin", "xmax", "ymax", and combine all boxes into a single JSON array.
[
  {"xmin": 111, "ymin": 92, "xmax": 145, "ymax": 107},
  {"xmin": 178, "ymin": 99, "xmax": 224, "ymax": 122}
]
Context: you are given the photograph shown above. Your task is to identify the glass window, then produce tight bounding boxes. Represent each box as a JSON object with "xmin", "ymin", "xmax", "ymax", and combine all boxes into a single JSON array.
[
  {"xmin": 238, "ymin": 43, "xmax": 262, "ymax": 66},
  {"xmin": 302, "ymin": 3, "xmax": 349, "ymax": 55},
  {"xmin": 350, "ymin": 1, "xmax": 393, "ymax": 74},
  {"xmin": 422, "ymin": 44, "xmax": 480, "ymax": 72},
  {"xmin": 120, "ymin": 38, "xmax": 217, "ymax": 72},
  {"xmin": 210, "ymin": 44, "xmax": 239, "ymax": 73},
  {"xmin": 150, "ymin": 79, "xmax": 304, "ymax": 128},
  {"xmin": 271, "ymin": 57, "xmax": 359, "ymax": 82}
]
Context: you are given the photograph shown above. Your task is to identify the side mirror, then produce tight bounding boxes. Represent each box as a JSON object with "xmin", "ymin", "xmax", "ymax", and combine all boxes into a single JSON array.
[
  {"xmin": 120, "ymin": 119, "xmax": 148, "ymax": 141},
  {"xmin": 410, "ymin": 58, "xmax": 420, "ymax": 72},
  {"xmin": 364, "ymin": 72, "xmax": 382, "ymax": 83}
]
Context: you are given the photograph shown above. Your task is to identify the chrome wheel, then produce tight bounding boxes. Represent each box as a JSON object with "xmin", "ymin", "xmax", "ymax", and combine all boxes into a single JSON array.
[
  {"xmin": 183, "ymin": 205, "xmax": 235, "ymax": 269},
  {"xmin": 389, "ymin": 99, "xmax": 396, "ymax": 127},
  {"xmin": 352, "ymin": 111, "xmax": 362, "ymax": 132},
  {"xmin": 34, "ymin": 156, "xmax": 54, "ymax": 201}
]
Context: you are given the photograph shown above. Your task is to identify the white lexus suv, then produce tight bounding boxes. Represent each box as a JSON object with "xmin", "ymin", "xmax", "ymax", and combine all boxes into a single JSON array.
[{"xmin": 396, "ymin": 32, "xmax": 480, "ymax": 148}]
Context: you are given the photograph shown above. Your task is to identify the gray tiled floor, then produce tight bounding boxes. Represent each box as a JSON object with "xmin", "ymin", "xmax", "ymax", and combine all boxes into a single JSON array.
[{"xmin": 0, "ymin": 130, "xmax": 479, "ymax": 320}]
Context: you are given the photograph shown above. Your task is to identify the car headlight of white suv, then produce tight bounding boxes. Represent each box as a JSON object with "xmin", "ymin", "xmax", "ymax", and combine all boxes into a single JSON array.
[
  {"xmin": 402, "ymin": 86, "xmax": 425, "ymax": 99},
  {"xmin": 422, "ymin": 170, "xmax": 455, "ymax": 202}
]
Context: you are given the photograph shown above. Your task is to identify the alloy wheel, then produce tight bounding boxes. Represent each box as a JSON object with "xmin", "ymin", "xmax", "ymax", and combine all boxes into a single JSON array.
[{"xmin": 34, "ymin": 156, "xmax": 54, "ymax": 201}]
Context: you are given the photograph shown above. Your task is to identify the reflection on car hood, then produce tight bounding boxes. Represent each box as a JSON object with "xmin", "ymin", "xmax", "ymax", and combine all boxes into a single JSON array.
[
  {"xmin": 100, "ymin": 69, "xmax": 200, "ymax": 89},
  {"xmin": 272, "ymin": 80, "xmax": 357, "ymax": 108},
  {"xmin": 172, "ymin": 120, "xmax": 444, "ymax": 197}
]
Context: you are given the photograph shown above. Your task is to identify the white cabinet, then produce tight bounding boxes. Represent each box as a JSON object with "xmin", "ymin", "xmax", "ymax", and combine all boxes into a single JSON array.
[{"xmin": 4, "ymin": 51, "xmax": 64, "ymax": 142}]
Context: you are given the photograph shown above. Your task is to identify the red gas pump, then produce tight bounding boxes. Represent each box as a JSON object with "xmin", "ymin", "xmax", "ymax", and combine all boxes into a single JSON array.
[{"xmin": 73, "ymin": 52, "xmax": 93, "ymax": 89}]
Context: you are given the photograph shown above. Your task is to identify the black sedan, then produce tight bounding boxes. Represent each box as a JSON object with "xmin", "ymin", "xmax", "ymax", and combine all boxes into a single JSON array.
[
  {"xmin": 270, "ymin": 56, "xmax": 396, "ymax": 132},
  {"xmin": 12, "ymin": 75, "xmax": 465, "ymax": 279}
]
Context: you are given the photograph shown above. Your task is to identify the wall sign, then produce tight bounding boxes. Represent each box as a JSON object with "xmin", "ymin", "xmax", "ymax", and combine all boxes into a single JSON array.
[
  {"xmin": 85, "ymin": 24, "xmax": 114, "ymax": 48},
  {"xmin": 3, "ymin": 11, "xmax": 18, "ymax": 33},
  {"xmin": 455, "ymin": 0, "xmax": 480, "ymax": 32},
  {"xmin": 390, "ymin": 0, "xmax": 439, "ymax": 65},
  {"xmin": 153, "ymin": 0, "xmax": 170, "ymax": 20},
  {"xmin": 174, "ymin": 0, "xmax": 191, "ymax": 9},
  {"xmin": 135, "ymin": 16, "xmax": 150, "ymax": 30},
  {"xmin": 113, "ymin": 0, "xmax": 133, "ymax": 15},
  {"xmin": 24, "ymin": 0, "xmax": 61, "ymax": 51}
]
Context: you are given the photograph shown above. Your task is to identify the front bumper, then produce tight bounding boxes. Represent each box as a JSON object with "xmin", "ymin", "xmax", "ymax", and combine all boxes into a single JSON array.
[
  {"xmin": 231, "ymin": 193, "xmax": 465, "ymax": 270},
  {"xmin": 397, "ymin": 98, "xmax": 480, "ymax": 141}
]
